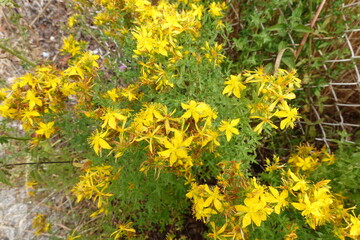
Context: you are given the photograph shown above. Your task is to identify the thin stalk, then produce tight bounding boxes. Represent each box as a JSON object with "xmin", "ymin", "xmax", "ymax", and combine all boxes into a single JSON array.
[
  {"xmin": 2, "ymin": 135, "xmax": 32, "ymax": 141},
  {"xmin": 0, "ymin": 41, "xmax": 36, "ymax": 67},
  {"xmin": 3, "ymin": 161, "xmax": 73, "ymax": 167}
]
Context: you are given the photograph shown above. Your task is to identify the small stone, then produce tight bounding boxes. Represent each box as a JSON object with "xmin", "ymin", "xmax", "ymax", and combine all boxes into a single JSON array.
[
  {"xmin": 0, "ymin": 189, "xmax": 16, "ymax": 209},
  {"xmin": 5, "ymin": 203, "xmax": 28, "ymax": 224},
  {"xmin": 6, "ymin": 77, "xmax": 16, "ymax": 85},
  {"xmin": 0, "ymin": 226, "xmax": 15, "ymax": 240},
  {"xmin": 42, "ymin": 52, "xmax": 50, "ymax": 58},
  {"xmin": 90, "ymin": 49, "xmax": 99, "ymax": 54}
]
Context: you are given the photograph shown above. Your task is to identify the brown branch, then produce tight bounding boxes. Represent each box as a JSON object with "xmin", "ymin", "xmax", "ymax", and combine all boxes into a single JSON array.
[
  {"xmin": 29, "ymin": 0, "xmax": 54, "ymax": 27},
  {"xmin": 274, "ymin": 47, "xmax": 296, "ymax": 75},
  {"xmin": 295, "ymin": 0, "xmax": 327, "ymax": 59}
]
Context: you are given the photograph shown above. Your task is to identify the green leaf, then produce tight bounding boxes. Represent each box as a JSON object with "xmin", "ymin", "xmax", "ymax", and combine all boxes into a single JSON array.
[
  {"xmin": 277, "ymin": 41, "xmax": 288, "ymax": 52},
  {"xmin": 264, "ymin": 63, "xmax": 274, "ymax": 74},
  {"xmin": 292, "ymin": 24, "xmax": 313, "ymax": 33},
  {"xmin": 267, "ymin": 23, "xmax": 287, "ymax": 32},
  {"xmin": 0, "ymin": 0, "xmax": 18, "ymax": 7},
  {"xmin": 0, "ymin": 136, "xmax": 9, "ymax": 144},
  {"xmin": 233, "ymin": 38, "xmax": 248, "ymax": 51},
  {"xmin": 30, "ymin": 169, "xmax": 44, "ymax": 182},
  {"xmin": 308, "ymin": 125, "xmax": 317, "ymax": 138},
  {"xmin": 0, "ymin": 169, "xmax": 10, "ymax": 185},
  {"xmin": 302, "ymin": 73, "xmax": 311, "ymax": 84},
  {"xmin": 244, "ymin": 55, "xmax": 257, "ymax": 66},
  {"xmin": 281, "ymin": 56, "xmax": 296, "ymax": 69},
  {"xmin": 292, "ymin": 5, "xmax": 303, "ymax": 19}
]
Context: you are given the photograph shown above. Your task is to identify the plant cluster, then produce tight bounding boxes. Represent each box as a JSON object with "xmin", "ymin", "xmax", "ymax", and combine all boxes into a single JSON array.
[
  {"xmin": 0, "ymin": 35, "xmax": 99, "ymax": 141},
  {"xmin": 0, "ymin": 0, "xmax": 359, "ymax": 239}
]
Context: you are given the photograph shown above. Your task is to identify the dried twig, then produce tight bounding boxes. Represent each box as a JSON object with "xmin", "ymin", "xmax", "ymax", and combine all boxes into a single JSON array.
[
  {"xmin": 274, "ymin": 47, "xmax": 296, "ymax": 75},
  {"xmin": 295, "ymin": 0, "xmax": 327, "ymax": 59},
  {"xmin": 30, "ymin": 0, "xmax": 54, "ymax": 27},
  {"xmin": 3, "ymin": 160, "xmax": 73, "ymax": 168}
]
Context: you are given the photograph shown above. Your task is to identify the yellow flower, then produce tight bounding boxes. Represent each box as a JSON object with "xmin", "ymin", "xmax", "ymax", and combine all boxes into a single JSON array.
[
  {"xmin": 320, "ymin": 146, "xmax": 336, "ymax": 165},
  {"xmin": 288, "ymin": 170, "xmax": 309, "ymax": 192},
  {"xmin": 64, "ymin": 65, "xmax": 85, "ymax": 80},
  {"xmin": 107, "ymin": 88, "xmax": 120, "ymax": 102},
  {"xmin": 181, "ymin": 100, "xmax": 203, "ymax": 122},
  {"xmin": 250, "ymin": 113, "xmax": 278, "ymax": 135},
  {"xmin": 191, "ymin": 4, "xmax": 204, "ymax": 20},
  {"xmin": 265, "ymin": 155, "xmax": 285, "ymax": 172},
  {"xmin": 243, "ymin": 67, "xmax": 269, "ymax": 95},
  {"xmin": 101, "ymin": 108, "xmax": 128, "ymax": 129},
  {"xmin": 198, "ymin": 128, "xmax": 220, "ymax": 152},
  {"xmin": 0, "ymin": 105, "xmax": 17, "ymax": 119},
  {"xmin": 68, "ymin": 14, "xmax": 78, "ymax": 28},
  {"xmin": 208, "ymin": 2, "xmax": 226, "ymax": 17},
  {"xmin": 291, "ymin": 193, "xmax": 325, "ymax": 229},
  {"xmin": 216, "ymin": 20, "xmax": 225, "ymax": 30},
  {"xmin": 26, "ymin": 181, "xmax": 38, "ymax": 196},
  {"xmin": 208, "ymin": 222, "xmax": 231, "ymax": 239},
  {"xmin": 268, "ymin": 86, "xmax": 296, "ymax": 112},
  {"xmin": 194, "ymin": 198, "xmax": 217, "ymax": 221},
  {"xmin": 32, "ymin": 214, "xmax": 51, "ymax": 236},
  {"xmin": 268, "ymin": 186, "xmax": 288, "ymax": 214},
  {"xmin": 203, "ymin": 185, "xmax": 224, "ymax": 212},
  {"xmin": 110, "ymin": 222, "xmax": 136, "ymax": 239},
  {"xmin": 36, "ymin": 121, "xmax": 55, "ymax": 138},
  {"xmin": 16, "ymin": 72, "xmax": 38, "ymax": 89},
  {"xmin": 88, "ymin": 129, "xmax": 112, "ymax": 156},
  {"xmin": 66, "ymin": 230, "xmax": 81, "ymax": 240},
  {"xmin": 202, "ymin": 41, "xmax": 226, "ymax": 65},
  {"xmin": 121, "ymin": 84, "xmax": 139, "ymax": 101},
  {"xmin": 154, "ymin": 106, "xmax": 177, "ymax": 134},
  {"xmin": 235, "ymin": 196, "xmax": 273, "ymax": 228},
  {"xmin": 132, "ymin": 26, "xmax": 156, "ymax": 54},
  {"xmin": 158, "ymin": 130, "xmax": 193, "ymax": 166},
  {"xmin": 223, "ymin": 74, "xmax": 246, "ymax": 98},
  {"xmin": 350, "ymin": 215, "xmax": 360, "ymax": 236},
  {"xmin": 21, "ymin": 110, "xmax": 40, "ymax": 126},
  {"xmin": 25, "ymin": 90, "xmax": 43, "ymax": 110},
  {"xmin": 61, "ymin": 35, "xmax": 82, "ymax": 56},
  {"xmin": 135, "ymin": 125, "xmax": 162, "ymax": 153},
  {"xmin": 186, "ymin": 183, "xmax": 222, "ymax": 221},
  {"xmin": 218, "ymin": 118, "xmax": 240, "ymax": 142},
  {"xmin": 284, "ymin": 225, "xmax": 299, "ymax": 240},
  {"xmin": 289, "ymin": 155, "xmax": 318, "ymax": 171},
  {"xmin": 61, "ymin": 82, "xmax": 77, "ymax": 96},
  {"xmin": 0, "ymin": 88, "xmax": 11, "ymax": 101},
  {"xmin": 274, "ymin": 102, "xmax": 300, "ymax": 129},
  {"xmin": 71, "ymin": 165, "xmax": 114, "ymax": 217}
]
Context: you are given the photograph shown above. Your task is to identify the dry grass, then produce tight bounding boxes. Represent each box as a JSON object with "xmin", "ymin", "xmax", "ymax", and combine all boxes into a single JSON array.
[{"xmin": 0, "ymin": 0, "xmax": 71, "ymax": 80}]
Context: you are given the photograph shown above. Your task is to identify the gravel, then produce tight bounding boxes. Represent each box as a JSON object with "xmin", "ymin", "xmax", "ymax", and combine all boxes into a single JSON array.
[{"xmin": 0, "ymin": 187, "xmax": 48, "ymax": 240}]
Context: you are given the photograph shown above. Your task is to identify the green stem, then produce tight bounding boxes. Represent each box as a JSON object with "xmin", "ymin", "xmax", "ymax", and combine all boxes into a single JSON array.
[
  {"xmin": 0, "ymin": 42, "xmax": 36, "ymax": 67},
  {"xmin": 3, "ymin": 161, "xmax": 73, "ymax": 167},
  {"xmin": 2, "ymin": 135, "xmax": 32, "ymax": 141}
]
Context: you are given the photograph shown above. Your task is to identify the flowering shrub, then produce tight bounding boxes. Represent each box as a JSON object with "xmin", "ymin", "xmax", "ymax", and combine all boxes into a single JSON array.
[
  {"xmin": 187, "ymin": 144, "xmax": 360, "ymax": 239},
  {"xmin": 1, "ymin": 0, "xmax": 359, "ymax": 239},
  {"xmin": 32, "ymin": 214, "xmax": 51, "ymax": 236}
]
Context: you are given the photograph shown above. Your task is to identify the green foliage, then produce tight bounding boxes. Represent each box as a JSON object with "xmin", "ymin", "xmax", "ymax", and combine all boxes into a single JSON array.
[
  {"xmin": 312, "ymin": 143, "xmax": 360, "ymax": 208},
  {"xmin": 0, "ymin": 0, "xmax": 17, "ymax": 7},
  {"xmin": 109, "ymin": 158, "xmax": 190, "ymax": 233},
  {"xmin": 0, "ymin": 0, "xmax": 358, "ymax": 239}
]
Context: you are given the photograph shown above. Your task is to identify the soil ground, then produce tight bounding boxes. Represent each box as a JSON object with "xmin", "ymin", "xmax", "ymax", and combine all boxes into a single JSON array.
[{"xmin": 1, "ymin": 1, "xmax": 74, "ymax": 239}]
